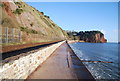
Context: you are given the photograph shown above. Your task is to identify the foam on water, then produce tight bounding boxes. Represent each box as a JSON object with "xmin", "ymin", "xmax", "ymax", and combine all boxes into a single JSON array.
[{"xmin": 69, "ymin": 42, "xmax": 119, "ymax": 80}]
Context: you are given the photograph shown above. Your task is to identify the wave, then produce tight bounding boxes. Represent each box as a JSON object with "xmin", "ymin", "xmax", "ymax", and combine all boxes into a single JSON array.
[{"xmin": 69, "ymin": 43, "xmax": 120, "ymax": 80}]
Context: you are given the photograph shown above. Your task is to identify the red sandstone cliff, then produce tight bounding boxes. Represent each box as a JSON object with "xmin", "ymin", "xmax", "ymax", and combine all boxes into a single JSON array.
[
  {"xmin": 95, "ymin": 33, "xmax": 107, "ymax": 43},
  {"xmin": 66, "ymin": 31, "xmax": 107, "ymax": 43}
]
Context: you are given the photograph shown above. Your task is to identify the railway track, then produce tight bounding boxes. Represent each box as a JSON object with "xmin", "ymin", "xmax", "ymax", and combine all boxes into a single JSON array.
[{"xmin": 1, "ymin": 40, "xmax": 63, "ymax": 60}]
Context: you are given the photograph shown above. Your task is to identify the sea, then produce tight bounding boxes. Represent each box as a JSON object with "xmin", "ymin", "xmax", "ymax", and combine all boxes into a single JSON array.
[{"xmin": 69, "ymin": 42, "xmax": 120, "ymax": 80}]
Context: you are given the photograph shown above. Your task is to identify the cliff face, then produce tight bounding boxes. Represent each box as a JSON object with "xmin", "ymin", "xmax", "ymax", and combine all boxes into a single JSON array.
[
  {"xmin": 67, "ymin": 31, "xmax": 107, "ymax": 43},
  {"xmin": 83, "ymin": 33, "xmax": 107, "ymax": 43},
  {"xmin": 95, "ymin": 33, "xmax": 107, "ymax": 43},
  {"xmin": 0, "ymin": 1, "xmax": 68, "ymax": 42}
]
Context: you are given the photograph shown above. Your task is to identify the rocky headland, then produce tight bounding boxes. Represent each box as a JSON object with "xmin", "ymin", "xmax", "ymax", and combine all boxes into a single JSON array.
[{"xmin": 66, "ymin": 31, "xmax": 107, "ymax": 43}]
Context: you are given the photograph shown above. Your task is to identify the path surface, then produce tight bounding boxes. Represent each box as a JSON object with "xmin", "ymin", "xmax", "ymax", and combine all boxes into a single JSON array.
[
  {"xmin": 27, "ymin": 42, "xmax": 95, "ymax": 80},
  {"xmin": 27, "ymin": 42, "xmax": 77, "ymax": 79}
]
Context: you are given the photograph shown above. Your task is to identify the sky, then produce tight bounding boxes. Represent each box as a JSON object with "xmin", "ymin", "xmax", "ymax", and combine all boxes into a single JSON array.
[
  {"xmin": 23, "ymin": 0, "xmax": 119, "ymax": 2},
  {"xmin": 27, "ymin": 2, "xmax": 118, "ymax": 42}
]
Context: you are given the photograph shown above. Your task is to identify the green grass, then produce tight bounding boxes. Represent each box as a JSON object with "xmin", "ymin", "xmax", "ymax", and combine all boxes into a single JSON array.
[
  {"xmin": 0, "ymin": 40, "xmax": 53, "ymax": 46},
  {"xmin": 0, "ymin": 42, "xmax": 26, "ymax": 46},
  {"xmin": 31, "ymin": 40, "xmax": 51, "ymax": 43},
  {"xmin": 20, "ymin": 27, "xmax": 38, "ymax": 34}
]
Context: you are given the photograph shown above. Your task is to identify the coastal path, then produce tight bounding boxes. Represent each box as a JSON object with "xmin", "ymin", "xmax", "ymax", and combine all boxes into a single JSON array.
[{"xmin": 27, "ymin": 42, "xmax": 95, "ymax": 80}]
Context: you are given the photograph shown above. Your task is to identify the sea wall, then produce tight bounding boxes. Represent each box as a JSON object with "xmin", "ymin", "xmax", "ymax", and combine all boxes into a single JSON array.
[{"xmin": 0, "ymin": 41, "xmax": 65, "ymax": 79}]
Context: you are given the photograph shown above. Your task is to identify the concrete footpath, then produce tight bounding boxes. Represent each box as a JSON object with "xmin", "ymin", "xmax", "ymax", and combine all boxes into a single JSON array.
[{"xmin": 27, "ymin": 42, "xmax": 95, "ymax": 80}]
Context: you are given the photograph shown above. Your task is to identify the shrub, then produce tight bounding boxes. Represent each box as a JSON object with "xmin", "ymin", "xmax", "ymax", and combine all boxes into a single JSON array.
[
  {"xmin": 52, "ymin": 23, "xmax": 55, "ymax": 27},
  {"xmin": 14, "ymin": 2, "xmax": 21, "ymax": 5},
  {"xmin": 0, "ymin": 3, "xmax": 4, "ymax": 8},
  {"xmin": 18, "ymin": 6, "xmax": 21, "ymax": 8},
  {"xmin": 31, "ymin": 30, "xmax": 38, "ymax": 34},
  {"xmin": 41, "ymin": 12, "xmax": 44, "ymax": 15},
  {"xmin": 20, "ymin": 27, "xmax": 38, "ymax": 34},
  {"xmin": 1, "ymin": 18, "xmax": 9, "ymax": 24},
  {"xmin": 44, "ymin": 15, "xmax": 50, "ymax": 18},
  {"xmin": 20, "ymin": 27, "xmax": 28, "ymax": 32},
  {"xmin": 15, "ymin": 2, "xmax": 24, "ymax": 8},
  {"xmin": 13, "ymin": 8, "xmax": 23, "ymax": 15},
  {"xmin": 30, "ymin": 22, "xmax": 34, "ymax": 27}
]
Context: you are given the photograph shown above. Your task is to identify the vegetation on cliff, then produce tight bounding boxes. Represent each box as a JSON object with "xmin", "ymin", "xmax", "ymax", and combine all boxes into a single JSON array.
[
  {"xmin": 66, "ymin": 31, "xmax": 107, "ymax": 43},
  {"xmin": 0, "ymin": 1, "xmax": 107, "ymax": 44},
  {"xmin": 0, "ymin": 1, "xmax": 68, "ymax": 43}
]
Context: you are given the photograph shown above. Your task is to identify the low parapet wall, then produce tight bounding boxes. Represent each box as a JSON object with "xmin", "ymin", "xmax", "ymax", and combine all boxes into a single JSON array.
[{"xmin": 0, "ymin": 41, "xmax": 65, "ymax": 79}]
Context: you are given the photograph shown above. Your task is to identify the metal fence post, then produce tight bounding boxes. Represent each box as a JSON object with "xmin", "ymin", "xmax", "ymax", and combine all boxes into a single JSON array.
[
  {"xmin": 0, "ymin": 27, "xmax": 2, "ymax": 44},
  {"xmin": 12, "ymin": 28, "xmax": 14, "ymax": 42},
  {"xmin": 6, "ymin": 27, "xmax": 8, "ymax": 43},
  {"xmin": 19, "ymin": 31, "xmax": 21, "ymax": 42}
]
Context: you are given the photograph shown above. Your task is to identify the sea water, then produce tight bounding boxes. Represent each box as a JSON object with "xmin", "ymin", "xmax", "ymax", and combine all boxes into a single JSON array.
[{"xmin": 69, "ymin": 42, "xmax": 120, "ymax": 80}]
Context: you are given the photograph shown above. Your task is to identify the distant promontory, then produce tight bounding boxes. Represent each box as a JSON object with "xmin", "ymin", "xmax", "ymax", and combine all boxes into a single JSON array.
[{"xmin": 66, "ymin": 31, "xmax": 107, "ymax": 43}]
